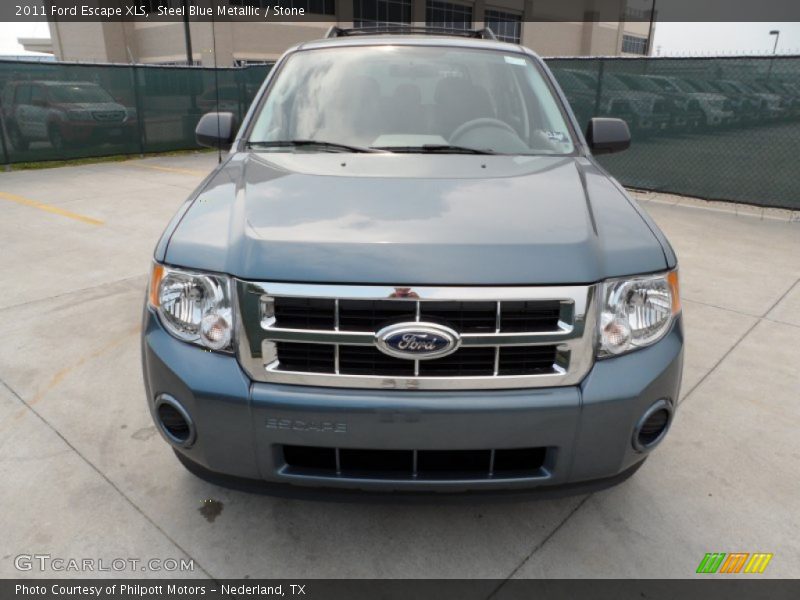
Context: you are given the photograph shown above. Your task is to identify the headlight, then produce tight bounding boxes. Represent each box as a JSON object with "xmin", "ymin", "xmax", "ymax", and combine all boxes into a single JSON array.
[
  {"xmin": 598, "ymin": 270, "xmax": 680, "ymax": 357},
  {"xmin": 148, "ymin": 264, "xmax": 233, "ymax": 351}
]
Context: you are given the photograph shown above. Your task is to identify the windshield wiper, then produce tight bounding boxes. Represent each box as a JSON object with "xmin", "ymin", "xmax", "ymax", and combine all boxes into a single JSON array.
[
  {"xmin": 371, "ymin": 144, "xmax": 497, "ymax": 155},
  {"xmin": 246, "ymin": 140, "xmax": 386, "ymax": 153}
]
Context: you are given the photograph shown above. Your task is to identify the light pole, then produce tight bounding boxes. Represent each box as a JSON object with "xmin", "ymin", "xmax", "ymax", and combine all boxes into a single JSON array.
[
  {"xmin": 767, "ymin": 30, "xmax": 780, "ymax": 79},
  {"xmin": 646, "ymin": 0, "xmax": 657, "ymax": 56},
  {"xmin": 181, "ymin": 0, "xmax": 193, "ymax": 66},
  {"xmin": 769, "ymin": 30, "xmax": 780, "ymax": 55}
]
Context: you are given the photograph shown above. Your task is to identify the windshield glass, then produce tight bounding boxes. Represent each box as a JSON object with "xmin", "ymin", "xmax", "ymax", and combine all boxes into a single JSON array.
[
  {"xmin": 670, "ymin": 79, "xmax": 696, "ymax": 93},
  {"xmin": 48, "ymin": 84, "xmax": 114, "ymax": 103},
  {"xmin": 599, "ymin": 74, "xmax": 628, "ymax": 91},
  {"xmin": 647, "ymin": 78, "xmax": 681, "ymax": 93},
  {"xmin": 550, "ymin": 69, "xmax": 592, "ymax": 92},
  {"xmin": 614, "ymin": 74, "xmax": 661, "ymax": 93},
  {"xmin": 686, "ymin": 79, "xmax": 715, "ymax": 93},
  {"xmin": 248, "ymin": 45, "xmax": 575, "ymax": 155}
]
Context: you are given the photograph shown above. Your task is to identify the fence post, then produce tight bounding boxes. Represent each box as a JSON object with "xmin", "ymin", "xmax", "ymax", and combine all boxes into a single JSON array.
[
  {"xmin": 237, "ymin": 68, "xmax": 246, "ymax": 122},
  {"xmin": 0, "ymin": 104, "xmax": 10, "ymax": 170},
  {"xmin": 130, "ymin": 64, "xmax": 146, "ymax": 156},
  {"xmin": 593, "ymin": 58, "xmax": 605, "ymax": 115}
]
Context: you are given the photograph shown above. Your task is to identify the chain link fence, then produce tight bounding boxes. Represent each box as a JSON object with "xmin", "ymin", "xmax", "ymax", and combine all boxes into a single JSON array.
[
  {"xmin": 1, "ymin": 56, "xmax": 798, "ymax": 208},
  {"xmin": 0, "ymin": 60, "xmax": 270, "ymax": 163},
  {"xmin": 548, "ymin": 56, "xmax": 800, "ymax": 209}
]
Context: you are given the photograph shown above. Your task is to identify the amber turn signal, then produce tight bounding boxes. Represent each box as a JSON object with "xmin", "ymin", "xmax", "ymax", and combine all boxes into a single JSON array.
[
  {"xmin": 667, "ymin": 269, "xmax": 681, "ymax": 315},
  {"xmin": 149, "ymin": 263, "xmax": 164, "ymax": 308}
]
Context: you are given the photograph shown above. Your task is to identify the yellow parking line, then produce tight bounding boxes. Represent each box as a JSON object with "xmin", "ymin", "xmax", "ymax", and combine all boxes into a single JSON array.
[
  {"xmin": 4, "ymin": 325, "xmax": 140, "ymax": 430},
  {"xmin": 0, "ymin": 191, "xmax": 104, "ymax": 226},
  {"xmin": 130, "ymin": 163, "xmax": 207, "ymax": 176},
  {"xmin": 28, "ymin": 326, "xmax": 140, "ymax": 408}
]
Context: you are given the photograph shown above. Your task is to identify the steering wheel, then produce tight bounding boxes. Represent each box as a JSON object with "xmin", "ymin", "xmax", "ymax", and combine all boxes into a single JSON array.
[{"xmin": 450, "ymin": 118, "xmax": 520, "ymax": 145}]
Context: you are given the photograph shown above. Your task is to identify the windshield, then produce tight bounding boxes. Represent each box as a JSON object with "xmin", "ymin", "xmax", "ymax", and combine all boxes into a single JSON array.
[
  {"xmin": 674, "ymin": 79, "xmax": 697, "ymax": 93},
  {"xmin": 248, "ymin": 45, "xmax": 575, "ymax": 155},
  {"xmin": 614, "ymin": 74, "xmax": 661, "ymax": 93},
  {"xmin": 686, "ymin": 79, "xmax": 716, "ymax": 93},
  {"xmin": 551, "ymin": 70, "xmax": 592, "ymax": 92},
  {"xmin": 647, "ymin": 78, "xmax": 681, "ymax": 93},
  {"xmin": 48, "ymin": 84, "xmax": 115, "ymax": 104},
  {"xmin": 599, "ymin": 74, "xmax": 629, "ymax": 92}
]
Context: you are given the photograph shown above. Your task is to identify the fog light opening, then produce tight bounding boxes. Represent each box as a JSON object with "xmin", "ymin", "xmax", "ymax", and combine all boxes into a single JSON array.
[
  {"xmin": 154, "ymin": 394, "xmax": 196, "ymax": 448},
  {"xmin": 633, "ymin": 399, "xmax": 673, "ymax": 453}
]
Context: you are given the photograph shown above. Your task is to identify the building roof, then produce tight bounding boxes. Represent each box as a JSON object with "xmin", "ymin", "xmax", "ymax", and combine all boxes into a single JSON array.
[{"xmin": 18, "ymin": 37, "xmax": 54, "ymax": 55}]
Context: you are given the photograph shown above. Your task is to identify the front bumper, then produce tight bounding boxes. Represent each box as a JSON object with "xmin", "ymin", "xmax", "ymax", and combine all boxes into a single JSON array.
[
  {"xmin": 634, "ymin": 113, "xmax": 671, "ymax": 131},
  {"xmin": 60, "ymin": 120, "xmax": 136, "ymax": 142},
  {"xmin": 141, "ymin": 308, "xmax": 683, "ymax": 492}
]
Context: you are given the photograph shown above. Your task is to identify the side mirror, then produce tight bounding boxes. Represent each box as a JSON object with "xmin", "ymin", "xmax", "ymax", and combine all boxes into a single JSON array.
[
  {"xmin": 586, "ymin": 117, "xmax": 630, "ymax": 154},
  {"xmin": 195, "ymin": 112, "xmax": 237, "ymax": 149}
]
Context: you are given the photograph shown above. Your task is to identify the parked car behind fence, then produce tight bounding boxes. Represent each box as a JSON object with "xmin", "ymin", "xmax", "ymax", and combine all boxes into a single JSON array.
[{"xmin": 2, "ymin": 80, "xmax": 136, "ymax": 151}]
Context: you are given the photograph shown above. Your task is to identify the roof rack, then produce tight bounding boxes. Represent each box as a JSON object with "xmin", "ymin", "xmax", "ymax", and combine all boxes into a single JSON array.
[{"xmin": 325, "ymin": 25, "xmax": 498, "ymax": 41}]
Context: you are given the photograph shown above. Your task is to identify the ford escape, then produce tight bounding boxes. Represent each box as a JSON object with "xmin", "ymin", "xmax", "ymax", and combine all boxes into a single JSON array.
[{"xmin": 142, "ymin": 27, "xmax": 683, "ymax": 493}]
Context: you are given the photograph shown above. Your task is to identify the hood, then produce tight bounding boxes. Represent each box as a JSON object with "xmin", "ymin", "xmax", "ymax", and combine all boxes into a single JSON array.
[
  {"xmin": 690, "ymin": 92, "xmax": 728, "ymax": 102},
  {"xmin": 162, "ymin": 153, "xmax": 669, "ymax": 285},
  {"xmin": 61, "ymin": 102, "xmax": 126, "ymax": 111},
  {"xmin": 602, "ymin": 91, "xmax": 666, "ymax": 113}
]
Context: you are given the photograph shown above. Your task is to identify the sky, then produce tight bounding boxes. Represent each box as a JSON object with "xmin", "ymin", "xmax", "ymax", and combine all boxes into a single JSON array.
[
  {"xmin": 0, "ymin": 21, "xmax": 798, "ymax": 57},
  {"xmin": 652, "ymin": 22, "xmax": 800, "ymax": 56},
  {"xmin": 0, "ymin": 21, "xmax": 50, "ymax": 56}
]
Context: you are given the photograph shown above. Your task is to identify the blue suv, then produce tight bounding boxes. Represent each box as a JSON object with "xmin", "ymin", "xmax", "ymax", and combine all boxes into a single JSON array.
[{"xmin": 142, "ymin": 28, "xmax": 683, "ymax": 494}]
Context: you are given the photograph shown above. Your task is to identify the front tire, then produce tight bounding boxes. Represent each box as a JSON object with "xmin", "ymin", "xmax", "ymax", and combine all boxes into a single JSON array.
[
  {"xmin": 7, "ymin": 125, "xmax": 28, "ymax": 151},
  {"xmin": 48, "ymin": 124, "xmax": 66, "ymax": 150}
]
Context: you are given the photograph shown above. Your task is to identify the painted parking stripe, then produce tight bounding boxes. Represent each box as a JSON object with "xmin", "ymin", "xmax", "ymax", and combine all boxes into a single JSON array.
[
  {"xmin": 0, "ymin": 191, "xmax": 104, "ymax": 226},
  {"xmin": 130, "ymin": 163, "xmax": 207, "ymax": 176}
]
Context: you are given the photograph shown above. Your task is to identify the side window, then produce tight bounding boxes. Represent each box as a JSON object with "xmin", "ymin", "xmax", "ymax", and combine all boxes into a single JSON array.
[
  {"xmin": 222, "ymin": 87, "xmax": 239, "ymax": 101},
  {"xmin": 30, "ymin": 86, "xmax": 46, "ymax": 106},
  {"xmin": 15, "ymin": 85, "xmax": 32, "ymax": 105}
]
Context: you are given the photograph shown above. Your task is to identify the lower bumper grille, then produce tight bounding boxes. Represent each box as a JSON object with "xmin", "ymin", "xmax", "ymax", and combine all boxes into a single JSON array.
[
  {"xmin": 282, "ymin": 445, "xmax": 548, "ymax": 480},
  {"xmin": 93, "ymin": 110, "xmax": 125, "ymax": 122}
]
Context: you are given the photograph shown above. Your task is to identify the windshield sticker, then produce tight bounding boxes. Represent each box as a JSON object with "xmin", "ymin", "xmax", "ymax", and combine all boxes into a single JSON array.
[
  {"xmin": 545, "ymin": 130, "xmax": 568, "ymax": 142},
  {"xmin": 504, "ymin": 56, "xmax": 527, "ymax": 66}
]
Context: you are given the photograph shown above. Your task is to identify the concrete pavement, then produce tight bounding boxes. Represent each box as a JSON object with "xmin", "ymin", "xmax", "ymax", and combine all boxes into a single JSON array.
[{"xmin": 1, "ymin": 153, "xmax": 798, "ymax": 580}]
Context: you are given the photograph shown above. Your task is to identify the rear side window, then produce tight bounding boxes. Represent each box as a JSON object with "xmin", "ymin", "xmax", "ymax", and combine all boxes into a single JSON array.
[
  {"xmin": 14, "ymin": 84, "xmax": 32, "ymax": 105},
  {"xmin": 30, "ymin": 86, "xmax": 46, "ymax": 105}
]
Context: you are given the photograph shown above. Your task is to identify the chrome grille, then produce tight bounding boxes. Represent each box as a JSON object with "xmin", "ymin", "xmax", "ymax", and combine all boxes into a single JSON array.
[
  {"xmin": 92, "ymin": 110, "xmax": 125, "ymax": 122},
  {"xmin": 273, "ymin": 298, "xmax": 562, "ymax": 333},
  {"xmin": 236, "ymin": 282, "xmax": 596, "ymax": 390},
  {"xmin": 338, "ymin": 299, "xmax": 416, "ymax": 331}
]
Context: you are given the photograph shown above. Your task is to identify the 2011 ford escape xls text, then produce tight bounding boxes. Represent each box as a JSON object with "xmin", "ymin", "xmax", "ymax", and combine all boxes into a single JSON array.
[{"xmin": 142, "ymin": 28, "xmax": 683, "ymax": 494}]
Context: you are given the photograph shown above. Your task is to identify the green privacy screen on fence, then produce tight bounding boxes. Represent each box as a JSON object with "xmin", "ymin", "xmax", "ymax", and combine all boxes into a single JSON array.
[
  {"xmin": 0, "ymin": 61, "xmax": 271, "ymax": 161},
  {"xmin": 1, "ymin": 56, "xmax": 799, "ymax": 208},
  {"xmin": 548, "ymin": 56, "xmax": 800, "ymax": 209}
]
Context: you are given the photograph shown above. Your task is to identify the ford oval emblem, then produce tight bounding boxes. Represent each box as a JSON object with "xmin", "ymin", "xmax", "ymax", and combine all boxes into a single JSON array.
[{"xmin": 375, "ymin": 322, "xmax": 460, "ymax": 361}]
